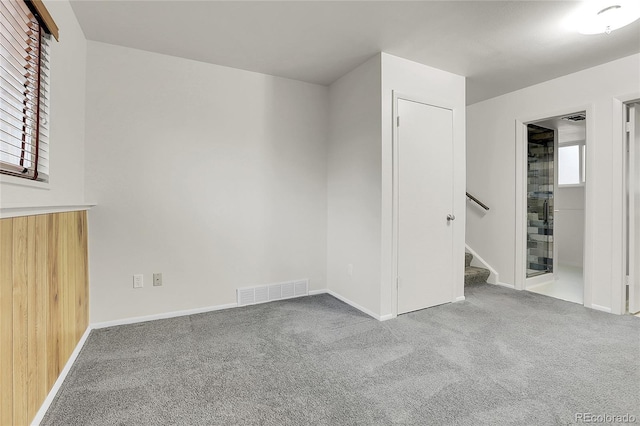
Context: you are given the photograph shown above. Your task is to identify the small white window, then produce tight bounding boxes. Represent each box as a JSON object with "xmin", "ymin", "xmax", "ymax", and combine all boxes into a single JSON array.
[{"xmin": 558, "ymin": 141, "xmax": 586, "ymax": 186}]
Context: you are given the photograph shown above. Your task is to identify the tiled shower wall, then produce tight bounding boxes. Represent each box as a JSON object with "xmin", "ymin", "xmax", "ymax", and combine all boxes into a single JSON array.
[{"xmin": 527, "ymin": 125, "xmax": 554, "ymax": 274}]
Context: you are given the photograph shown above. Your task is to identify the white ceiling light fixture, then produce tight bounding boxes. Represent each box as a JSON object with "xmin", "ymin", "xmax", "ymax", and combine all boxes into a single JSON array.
[{"xmin": 565, "ymin": 0, "xmax": 640, "ymax": 34}]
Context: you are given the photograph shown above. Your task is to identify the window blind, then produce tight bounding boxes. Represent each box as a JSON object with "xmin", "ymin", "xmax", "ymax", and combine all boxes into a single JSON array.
[{"xmin": 0, "ymin": 0, "xmax": 52, "ymax": 181}]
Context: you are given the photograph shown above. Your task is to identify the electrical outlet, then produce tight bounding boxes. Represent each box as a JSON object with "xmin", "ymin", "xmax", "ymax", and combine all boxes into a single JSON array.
[
  {"xmin": 133, "ymin": 274, "xmax": 143, "ymax": 288},
  {"xmin": 153, "ymin": 272, "xmax": 163, "ymax": 287}
]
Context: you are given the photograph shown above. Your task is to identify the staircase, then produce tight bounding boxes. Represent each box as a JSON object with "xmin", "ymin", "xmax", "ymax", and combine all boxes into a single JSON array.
[{"xmin": 465, "ymin": 252, "xmax": 490, "ymax": 285}]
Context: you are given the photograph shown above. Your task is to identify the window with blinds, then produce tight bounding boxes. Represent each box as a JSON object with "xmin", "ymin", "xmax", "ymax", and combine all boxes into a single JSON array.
[{"xmin": 1, "ymin": 0, "xmax": 56, "ymax": 182}]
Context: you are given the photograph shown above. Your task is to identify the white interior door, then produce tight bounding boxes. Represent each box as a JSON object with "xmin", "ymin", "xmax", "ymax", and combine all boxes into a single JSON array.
[
  {"xmin": 397, "ymin": 98, "xmax": 454, "ymax": 314},
  {"xmin": 629, "ymin": 104, "xmax": 640, "ymax": 313}
]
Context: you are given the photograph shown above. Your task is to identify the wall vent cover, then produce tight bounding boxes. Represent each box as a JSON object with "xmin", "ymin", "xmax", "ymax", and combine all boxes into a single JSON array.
[
  {"xmin": 238, "ymin": 288, "xmax": 255, "ymax": 306},
  {"xmin": 237, "ymin": 279, "xmax": 309, "ymax": 307},
  {"xmin": 560, "ymin": 113, "xmax": 586, "ymax": 122}
]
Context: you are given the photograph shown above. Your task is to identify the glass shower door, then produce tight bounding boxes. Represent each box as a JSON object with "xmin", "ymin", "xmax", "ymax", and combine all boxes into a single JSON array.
[{"xmin": 526, "ymin": 124, "xmax": 554, "ymax": 278}]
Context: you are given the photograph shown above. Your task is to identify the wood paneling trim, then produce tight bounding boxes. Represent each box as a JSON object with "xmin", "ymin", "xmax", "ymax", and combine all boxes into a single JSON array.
[
  {"xmin": 0, "ymin": 220, "xmax": 14, "ymax": 426},
  {"xmin": 0, "ymin": 210, "xmax": 89, "ymax": 426}
]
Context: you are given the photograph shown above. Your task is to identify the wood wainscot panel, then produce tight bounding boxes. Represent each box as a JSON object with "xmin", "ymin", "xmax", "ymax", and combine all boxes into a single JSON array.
[{"xmin": 0, "ymin": 210, "xmax": 89, "ymax": 425}]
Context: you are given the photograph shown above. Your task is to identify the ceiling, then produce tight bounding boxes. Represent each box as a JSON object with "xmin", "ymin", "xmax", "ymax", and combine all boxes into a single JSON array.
[
  {"xmin": 69, "ymin": 1, "xmax": 640, "ymax": 105},
  {"xmin": 536, "ymin": 114, "xmax": 586, "ymax": 143}
]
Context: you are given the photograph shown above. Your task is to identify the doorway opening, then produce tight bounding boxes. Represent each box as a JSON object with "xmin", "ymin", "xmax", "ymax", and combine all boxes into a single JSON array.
[{"xmin": 524, "ymin": 112, "xmax": 587, "ymax": 305}]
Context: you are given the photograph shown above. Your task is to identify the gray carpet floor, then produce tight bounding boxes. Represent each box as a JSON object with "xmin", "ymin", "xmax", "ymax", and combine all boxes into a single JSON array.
[{"xmin": 42, "ymin": 284, "xmax": 639, "ymax": 426}]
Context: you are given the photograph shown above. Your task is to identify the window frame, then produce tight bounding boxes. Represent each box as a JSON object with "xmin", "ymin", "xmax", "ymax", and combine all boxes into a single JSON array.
[
  {"xmin": 0, "ymin": 0, "xmax": 57, "ymax": 183},
  {"xmin": 557, "ymin": 139, "xmax": 586, "ymax": 188}
]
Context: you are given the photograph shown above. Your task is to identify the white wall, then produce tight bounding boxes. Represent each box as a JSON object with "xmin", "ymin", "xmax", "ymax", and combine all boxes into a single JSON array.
[
  {"xmin": 326, "ymin": 53, "xmax": 465, "ymax": 319},
  {"xmin": 380, "ymin": 53, "xmax": 466, "ymax": 316},
  {"xmin": 556, "ymin": 186, "xmax": 584, "ymax": 268},
  {"xmin": 466, "ymin": 54, "xmax": 640, "ymax": 312},
  {"xmin": 0, "ymin": 0, "xmax": 87, "ymax": 212},
  {"xmin": 85, "ymin": 42, "xmax": 328, "ymax": 323},
  {"xmin": 326, "ymin": 54, "xmax": 382, "ymax": 316}
]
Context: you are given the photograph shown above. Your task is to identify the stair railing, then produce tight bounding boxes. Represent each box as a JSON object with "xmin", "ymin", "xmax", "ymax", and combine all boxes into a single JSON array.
[{"xmin": 466, "ymin": 192, "xmax": 489, "ymax": 211}]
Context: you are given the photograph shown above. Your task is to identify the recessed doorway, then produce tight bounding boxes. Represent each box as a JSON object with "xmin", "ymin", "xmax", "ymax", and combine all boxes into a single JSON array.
[{"xmin": 524, "ymin": 112, "xmax": 587, "ymax": 305}]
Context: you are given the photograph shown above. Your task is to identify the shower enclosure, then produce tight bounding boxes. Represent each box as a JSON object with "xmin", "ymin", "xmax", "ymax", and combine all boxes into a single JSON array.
[{"xmin": 527, "ymin": 124, "xmax": 554, "ymax": 277}]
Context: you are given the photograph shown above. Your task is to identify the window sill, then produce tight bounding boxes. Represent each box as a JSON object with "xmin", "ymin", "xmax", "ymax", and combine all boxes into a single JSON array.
[
  {"xmin": 558, "ymin": 183, "xmax": 585, "ymax": 188},
  {"xmin": 0, "ymin": 174, "xmax": 50, "ymax": 190},
  {"xmin": 0, "ymin": 203, "xmax": 96, "ymax": 219}
]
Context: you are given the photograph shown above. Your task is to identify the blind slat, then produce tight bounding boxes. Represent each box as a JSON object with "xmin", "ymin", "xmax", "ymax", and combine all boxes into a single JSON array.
[
  {"xmin": 0, "ymin": 0, "xmax": 32, "ymax": 27},
  {"xmin": 0, "ymin": 5, "xmax": 33, "ymax": 41},
  {"xmin": 0, "ymin": 128, "xmax": 35, "ymax": 148},
  {"xmin": 0, "ymin": 145, "xmax": 34, "ymax": 161},
  {"xmin": 1, "ymin": 53, "xmax": 31, "ymax": 84},
  {"xmin": 0, "ymin": 84, "xmax": 38, "ymax": 112},
  {"xmin": 0, "ymin": 19, "xmax": 32, "ymax": 54},
  {"xmin": 0, "ymin": 34, "xmax": 32, "ymax": 67},
  {"xmin": 0, "ymin": 144, "xmax": 37, "ymax": 160},
  {"xmin": 0, "ymin": 69, "xmax": 30, "ymax": 97},
  {"xmin": 0, "ymin": 147, "xmax": 36, "ymax": 163},
  {"xmin": 1, "ymin": 102, "xmax": 38, "ymax": 128},
  {"xmin": 0, "ymin": 114, "xmax": 36, "ymax": 135}
]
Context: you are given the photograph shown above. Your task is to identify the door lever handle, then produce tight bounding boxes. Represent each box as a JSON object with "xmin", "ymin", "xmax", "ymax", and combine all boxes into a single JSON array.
[{"xmin": 447, "ymin": 214, "xmax": 456, "ymax": 221}]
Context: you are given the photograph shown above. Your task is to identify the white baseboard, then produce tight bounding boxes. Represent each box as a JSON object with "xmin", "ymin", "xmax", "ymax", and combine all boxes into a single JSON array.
[
  {"xmin": 91, "ymin": 302, "xmax": 238, "ymax": 329},
  {"xmin": 465, "ymin": 244, "xmax": 499, "ymax": 284},
  {"xmin": 455, "ymin": 296, "xmax": 466, "ymax": 302},
  {"xmin": 591, "ymin": 303, "xmax": 612, "ymax": 313},
  {"xmin": 271, "ymin": 288, "xmax": 393, "ymax": 320},
  {"xmin": 93, "ymin": 287, "xmax": 395, "ymax": 329},
  {"xmin": 496, "ymin": 281, "xmax": 516, "ymax": 289},
  {"xmin": 525, "ymin": 273, "xmax": 554, "ymax": 289},
  {"xmin": 313, "ymin": 289, "xmax": 385, "ymax": 321},
  {"xmin": 31, "ymin": 326, "xmax": 92, "ymax": 426},
  {"xmin": 325, "ymin": 289, "xmax": 379, "ymax": 320}
]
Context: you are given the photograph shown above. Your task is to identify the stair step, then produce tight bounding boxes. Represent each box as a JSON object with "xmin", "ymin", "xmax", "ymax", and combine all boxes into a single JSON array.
[
  {"xmin": 465, "ymin": 266, "xmax": 490, "ymax": 285},
  {"xmin": 465, "ymin": 252, "xmax": 472, "ymax": 267}
]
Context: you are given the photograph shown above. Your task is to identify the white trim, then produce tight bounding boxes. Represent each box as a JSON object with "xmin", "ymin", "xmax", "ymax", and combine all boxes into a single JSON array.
[
  {"xmin": 391, "ymin": 91, "xmax": 400, "ymax": 318},
  {"xmin": 290, "ymin": 289, "xmax": 396, "ymax": 321},
  {"xmin": 0, "ymin": 174, "xmax": 50, "ymax": 190},
  {"xmin": 308, "ymin": 289, "xmax": 395, "ymax": 320},
  {"xmin": 0, "ymin": 203, "xmax": 96, "ymax": 219},
  {"xmin": 465, "ymin": 244, "xmax": 499, "ymax": 284},
  {"xmin": 615, "ymin": 94, "xmax": 640, "ymax": 315},
  {"xmin": 526, "ymin": 273, "xmax": 554, "ymax": 289},
  {"xmin": 91, "ymin": 302, "xmax": 238, "ymax": 329},
  {"xmin": 496, "ymin": 281, "xmax": 516, "ymax": 289},
  {"xmin": 324, "ymin": 289, "xmax": 385, "ymax": 321},
  {"xmin": 515, "ymin": 118, "xmax": 527, "ymax": 291},
  {"xmin": 591, "ymin": 303, "xmax": 612, "ymax": 313},
  {"xmin": 92, "ymin": 288, "xmax": 396, "ymax": 329},
  {"xmin": 455, "ymin": 296, "xmax": 466, "ymax": 302},
  {"xmin": 30, "ymin": 327, "xmax": 92, "ymax": 426},
  {"xmin": 625, "ymin": 100, "xmax": 640, "ymax": 314}
]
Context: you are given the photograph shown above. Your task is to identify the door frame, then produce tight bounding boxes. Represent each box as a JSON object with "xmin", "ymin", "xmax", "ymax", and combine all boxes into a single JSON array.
[
  {"xmin": 391, "ymin": 91, "xmax": 462, "ymax": 317},
  {"xmin": 523, "ymin": 122, "xmax": 558, "ymax": 281},
  {"xmin": 514, "ymin": 105, "xmax": 594, "ymax": 309},
  {"xmin": 617, "ymin": 95, "xmax": 640, "ymax": 314}
]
